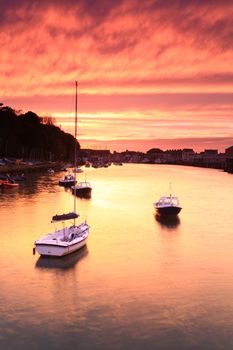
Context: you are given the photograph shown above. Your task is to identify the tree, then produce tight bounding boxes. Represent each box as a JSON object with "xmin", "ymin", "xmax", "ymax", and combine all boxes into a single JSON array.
[{"xmin": 0, "ymin": 105, "xmax": 79, "ymax": 160}]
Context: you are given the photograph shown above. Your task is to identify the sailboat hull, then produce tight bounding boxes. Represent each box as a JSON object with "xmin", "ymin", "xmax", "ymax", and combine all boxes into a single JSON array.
[
  {"xmin": 35, "ymin": 223, "xmax": 89, "ymax": 257},
  {"xmin": 35, "ymin": 237, "xmax": 88, "ymax": 257}
]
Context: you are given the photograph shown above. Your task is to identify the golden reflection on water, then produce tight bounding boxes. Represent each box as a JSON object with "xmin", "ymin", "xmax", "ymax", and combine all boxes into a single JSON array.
[{"xmin": 1, "ymin": 164, "xmax": 233, "ymax": 349}]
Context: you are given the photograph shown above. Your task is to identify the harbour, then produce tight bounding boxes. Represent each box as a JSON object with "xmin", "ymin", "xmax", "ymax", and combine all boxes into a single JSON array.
[{"xmin": 0, "ymin": 163, "xmax": 233, "ymax": 350}]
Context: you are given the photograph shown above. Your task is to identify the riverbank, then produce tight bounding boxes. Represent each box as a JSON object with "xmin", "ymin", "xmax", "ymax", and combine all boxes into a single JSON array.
[{"xmin": 0, "ymin": 162, "xmax": 63, "ymax": 175}]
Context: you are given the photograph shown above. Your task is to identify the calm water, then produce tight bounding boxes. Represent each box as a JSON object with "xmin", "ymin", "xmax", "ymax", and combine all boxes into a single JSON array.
[{"xmin": 0, "ymin": 164, "xmax": 233, "ymax": 350}]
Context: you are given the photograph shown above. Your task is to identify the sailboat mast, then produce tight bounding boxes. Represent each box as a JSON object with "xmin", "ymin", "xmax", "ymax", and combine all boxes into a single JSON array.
[{"xmin": 74, "ymin": 81, "xmax": 78, "ymax": 217}]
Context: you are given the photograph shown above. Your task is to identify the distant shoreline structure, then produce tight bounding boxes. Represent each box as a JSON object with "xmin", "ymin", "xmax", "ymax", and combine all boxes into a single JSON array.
[
  {"xmin": 0, "ymin": 161, "xmax": 62, "ymax": 174},
  {"xmin": 76, "ymin": 145, "xmax": 233, "ymax": 174},
  {"xmin": 78, "ymin": 139, "xmax": 233, "ymax": 155},
  {"xmin": 1, "ymin": 145, "xmax": 233, "ymax": 174}
]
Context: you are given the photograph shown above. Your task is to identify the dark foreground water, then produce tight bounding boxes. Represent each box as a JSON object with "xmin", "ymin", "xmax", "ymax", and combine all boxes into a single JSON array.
[{"xmin": 0, "ymin": 164, "xmax": 233, "ymax": 350}]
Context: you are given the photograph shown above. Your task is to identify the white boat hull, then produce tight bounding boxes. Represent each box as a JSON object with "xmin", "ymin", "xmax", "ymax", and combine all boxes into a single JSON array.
[
  {"xmin": 35, "ymin": 223, "xmax": 89, "ymax": 257},
  {"xmin": 35, "ymin": 237, "xmax": 87, "ymax": 257}
]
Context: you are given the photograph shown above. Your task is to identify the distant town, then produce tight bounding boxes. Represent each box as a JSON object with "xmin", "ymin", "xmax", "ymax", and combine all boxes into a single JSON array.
[
  {"xmin": 77, "ymin": 145, "xmax": 233, "ymax": 174},
  {"xmin": 1, "ymin": 146, "xmax": 233, "ymax": 176}
]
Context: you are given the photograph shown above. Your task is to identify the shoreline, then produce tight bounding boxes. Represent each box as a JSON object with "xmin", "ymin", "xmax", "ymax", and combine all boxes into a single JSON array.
[
  {"xmin": 0, "ymin": 162, "xmax": 62, "ymax": 174},
  {"xmin": 0, "ymin": 160, "xmax": 231, "ymax": 175}
]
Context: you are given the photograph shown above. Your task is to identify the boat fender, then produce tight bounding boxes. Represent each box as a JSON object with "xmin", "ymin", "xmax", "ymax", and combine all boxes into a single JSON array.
[
  {"xmin": 69, "ymin": 233, "xmax": 74, "ymax": 240},
  {"xmin": 33, "ymin": 247, "xmax": 36, "ymax": 255}
]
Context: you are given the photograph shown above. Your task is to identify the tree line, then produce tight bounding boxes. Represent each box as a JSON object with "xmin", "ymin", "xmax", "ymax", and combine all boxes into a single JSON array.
[{"xmin": 0, "ymin": 103, "xmax": 79, "ymax": 161}]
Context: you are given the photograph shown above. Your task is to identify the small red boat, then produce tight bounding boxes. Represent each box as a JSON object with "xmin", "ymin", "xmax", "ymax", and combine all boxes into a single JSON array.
[{"xmin": 1, "ymin": 180, "xmax": 19, "ymax": 188}]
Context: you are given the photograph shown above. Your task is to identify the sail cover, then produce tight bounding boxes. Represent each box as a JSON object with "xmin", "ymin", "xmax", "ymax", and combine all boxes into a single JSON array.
[{"xmin": 51, "ymin": 212, "xmax": 79, "ymax": 222}]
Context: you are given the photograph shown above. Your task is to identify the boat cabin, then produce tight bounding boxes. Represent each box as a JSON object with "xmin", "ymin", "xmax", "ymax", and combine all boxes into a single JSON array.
[{"xmin": 156, "ymin": 196, "xmax": 180, "ymax": 207}]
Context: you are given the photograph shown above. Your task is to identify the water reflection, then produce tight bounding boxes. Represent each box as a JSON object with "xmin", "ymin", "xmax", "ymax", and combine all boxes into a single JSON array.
[
  {"xmin": 64, "ymin": 186, "xmax": 71, "ymax": 193},
  {"xmin": 35, "ymin": 246, "xmax": 88, "ymax": 270},
  {"xmin": 0, "ymin": 171, "xmax": 59, "ymax": 199},
  {"xmin": 154, "ymin": 213, "xmax": 181, "ymax": 229},
  {"xmin": 1, "ymin": 164, "xmax": 233, "ymax": 350}
]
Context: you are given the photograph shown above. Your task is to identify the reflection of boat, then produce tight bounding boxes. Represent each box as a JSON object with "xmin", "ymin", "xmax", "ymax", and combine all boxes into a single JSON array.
[
  {"xmin": 153, "ymin": 185, "xmax": 182, "ymax": 217},
  {"xmin": 72, "ymin": 181, "xmax": 92, "ymax": 198},
  {"xmin": 155, "ymin": 213, "xmax": 180, "ymax": 228},
  {"xmin": 35, "ymin": 246, "xmax": 88, "ymax": 270},
  {"xmin": 58, "ymin": 173, "xmax": 76, "ymax": 187},
  {"xmin": 34, "ymin": 82, "xmax": 90, "ymax": 257}
]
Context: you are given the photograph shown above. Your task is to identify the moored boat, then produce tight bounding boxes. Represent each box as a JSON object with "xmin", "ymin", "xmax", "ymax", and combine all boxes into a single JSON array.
[
  {"xmin": 73, "ymin": 167, "xmax": 83, "ymax": 173},
  {"xmin": 1, "ymin": 179, "xmax": 19, "ymax": 188},
  {"xmin": 153, "ymin": 195, "xmax": 182, "ymax": 216},
  {"xmin": 85, "ymin": 161, "xmax": 91, "ymax": 168},
  {"xmin": 58, "ymin": 173, "xmax": 76, "ymax": 187},
  {"xmin": 154, "ymin": 184, "xmax": 182, "ymax": 217},
  {"xmin": 72, "ymin": 180, "xmax": 92, "ymax": 198},
  {"xmin": 34, "ymin": 213, "xmax": 89, "ymax": 257},
  {"xmin": 34, "ymin": 81, "xmax": 90, "ymax": 257}
]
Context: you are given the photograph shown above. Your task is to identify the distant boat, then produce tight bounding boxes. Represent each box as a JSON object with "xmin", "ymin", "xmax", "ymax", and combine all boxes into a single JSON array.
[
  {"xmin": 0, "ymin": 179, "xmax": 19, "ymax": 188},
  {"xmin": 92, "ymin": 162, "xmax": 101, "ymax": 168},
  {"xmin": 34, "ymin": 81, "xmax": 90, "ymax": 257},
  {"xmin": 72, "ymin": 180, "xmax": 92, "ymax": 199},
  {"xmin": 58, "ymin": 173, "xmax": 76, "ymax": 187},
  {"xmin": 154, "ymin": 195, "xmax": 182, "ymax": 216},
  {"xmin": 153, "ymin": 184, "xmax": 182, "ymax": 217},
  {"xmin": 85, "ymin": 161, "xmax": 91, "ymax": 168},
  {"xmin": 73, "ymin": 167, "xmax": 83, "ymax": 173}
]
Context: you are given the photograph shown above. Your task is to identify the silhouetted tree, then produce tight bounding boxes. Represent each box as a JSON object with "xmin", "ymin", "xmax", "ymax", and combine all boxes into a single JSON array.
[{"xmin": 0, "ymin": 105, "xmax": 79, "ymax": 161}]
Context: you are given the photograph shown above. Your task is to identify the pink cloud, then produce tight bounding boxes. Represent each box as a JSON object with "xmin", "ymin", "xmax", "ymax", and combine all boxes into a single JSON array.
[{"xmin": 0, "ymin": 0, "xmax": 233, "ymax": 152}]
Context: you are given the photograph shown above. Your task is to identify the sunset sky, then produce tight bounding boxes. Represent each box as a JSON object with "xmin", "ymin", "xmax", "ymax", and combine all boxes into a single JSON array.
[{"xmin": 1, "ymin": 0, "xmax": 233, "ymax": 152}]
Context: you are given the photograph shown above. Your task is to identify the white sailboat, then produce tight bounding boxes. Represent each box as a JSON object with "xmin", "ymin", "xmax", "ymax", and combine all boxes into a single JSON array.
[{"xmin": 34, "ymin": 82, "xmax": 90, "ymax": 257}]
